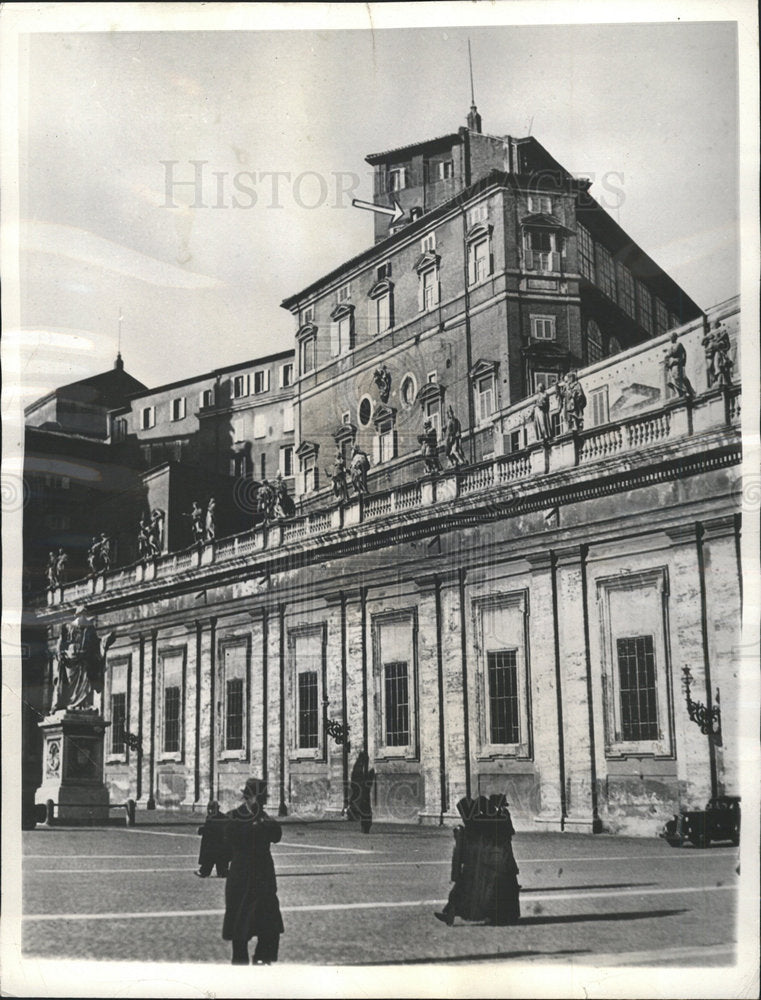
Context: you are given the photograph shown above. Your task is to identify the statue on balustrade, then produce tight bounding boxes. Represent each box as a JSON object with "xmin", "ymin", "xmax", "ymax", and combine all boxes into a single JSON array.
[
  {"xmin": 419, "ymin": 419, "xmax": 442, "ymax": 475},
  {"xmin": 55, "ymin": 548, "xmax": 68, "ymax": 584},
  {"xmin": 701, "ymin": 325, "xmax": 718, "ymax": 388},
  {"xmin": 328, "ymin": 450, "xmax": 350, "ymax": 503},
  {"xmin": 205, "ymin": 497, "xmax": 216, "ymax": 541},
  {"xmin": 274, "ymin": 474, "xmax": 296, "ymax": 519},
  {"xmin": 50, "ymin": 605, "xmax": 116, "ymax": 712},
  {"xmin": 532, "ymin": 383, "xmax": 552, "ymax": 443},
  {"xmin": 713, "ymin": 321, "xmax": 734, "ymax": 388},
  {"xmin": 444, "ymin": 406, "xmax": 466, "ymax": 467},
  {"xmin": 99, "ymin": 534, "xmax": 112, "ymax": 572},
  {"xmin": 564, "ymin": 371, "xmax": 586, "ymax": 432},
  {"xmin": 257, "ymin": 480, "xmax": 276, "ymax": 522},
  {"xmin": 373, "ymin": 364, "xmax": 392, "ymax": 404},
  {"xmin": 350, "ymin": 444, "xmax": 371, "ymax": 495},
  {"xmin": 137, "ymin": 517, "xmax": 151, "ymax": 559},
  {"xmin": 47, "ymin": 551, "xmax": 59, "ymax": 589},
  {"xmin": 665, "ymin": 333, "xmax": 694, "ymax": 398},
  {"xmin": 185, "ymin": 501, "xmax": 205, "ymax": 543},
  {"xmin": 148, "ymin": 509, "xmax": 165, "ymax": 557}
]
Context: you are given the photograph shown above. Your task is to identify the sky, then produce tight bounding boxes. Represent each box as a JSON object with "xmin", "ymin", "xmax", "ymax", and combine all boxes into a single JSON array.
[{"xmin": 12, "ymin": 17, "xmax": 740, "ymax": 405}]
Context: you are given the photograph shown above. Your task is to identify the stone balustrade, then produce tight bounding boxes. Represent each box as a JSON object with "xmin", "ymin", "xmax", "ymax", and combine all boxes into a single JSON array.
[{"xmin": 47, "ymin": 384, "xmax": 741, "ymax": 606}]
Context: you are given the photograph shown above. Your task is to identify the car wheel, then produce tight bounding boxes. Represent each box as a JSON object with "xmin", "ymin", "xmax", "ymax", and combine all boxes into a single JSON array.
[{"xmin": 691, "ymin": 833, "xmax": 708, "ymax": 849}]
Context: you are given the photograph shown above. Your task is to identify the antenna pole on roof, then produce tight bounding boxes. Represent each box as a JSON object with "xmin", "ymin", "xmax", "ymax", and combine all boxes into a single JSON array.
[
  {"xmin": 115, "ymin": 306, "xmax": 124, "ymax": 370},
  {"xmin": 466, "ymin": 39, "xmax": 482, "ymax": 134}
]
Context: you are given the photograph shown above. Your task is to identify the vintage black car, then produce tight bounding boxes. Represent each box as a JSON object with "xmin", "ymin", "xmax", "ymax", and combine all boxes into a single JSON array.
[{"xmin": 661, "ymin": 795, "xmax": 741, "ymax": 848}]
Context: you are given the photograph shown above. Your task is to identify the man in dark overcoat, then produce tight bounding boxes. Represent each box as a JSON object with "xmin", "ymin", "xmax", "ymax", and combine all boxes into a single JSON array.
[{"xmin": 222, "ymin": 777, "xmax": 284, "ymax": 965}]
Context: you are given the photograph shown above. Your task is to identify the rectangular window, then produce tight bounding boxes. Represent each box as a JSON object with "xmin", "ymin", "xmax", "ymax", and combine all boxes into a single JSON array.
[
  {"xmin": 171, "ymin": 397, "xmax": 186, "ymax": 421},
  {"xmin": 260, "ymin": 453, "xmax": 266, "ymax": 480},
  {"xmin": 466, "ymin": 203, "xmax": 488, "ymax": 228},
  {"xmin": 253, "ymin": 369, "xmax": 270, "ymax": 394},
  {"xmin": 371, "ymin": 293, "xmax": 391, "ymax": 336},
  {"xmin": 524, "ymin": 230, "xmax": 561, "ymax": 272},
  {"xmin": 225, "ymin": 678, "xmax": 244, "ymax": 751},
  {"xmin": 590, "ymin": 386, "xmax": 609, "ymax": 426},
  {"xmin": 384, "ymin": 661, "xmax": 409, "ymax": 747},
  {"xmin": 438, "ymin": 160, "xmax": 454, "ymax": 180},
  {"xmin": 637, "ymin": 281, "xmax": 654, "ymax": 335},
  {"xmin": 528, "ymin": 194, "xmax": 552, "ymax": 214},
  {"xmin": 301, "ymin": 337, "xmax": 315, "ymax": 374},
  {"xmin": 110, "ymin": 692, "xmax": 126, "ymax": 754},
  {"xmin": 578, "ymin": 225, "xmax": 595, "ymax": 281},
  {"xmin": 509, "ymin": 429, "xmax": 525, "ymax": 453},
  {"xmin": 298, "ymin": 671, "xmax": 319, "ymax": 749},
  {"xmin": 477, "ymin": 375, "xmax": 495, "ymax": 423},
  {"xmin": 280, "ymin": 445, "xmax": 294, "ymax": 477},
  {"xmin": 487, "ymin": 650, "xmax": 519, "ymax": 744},
  {"xmin": 279, "ymin": 363, "xmax": 294, "ymax": 388},
  {"xmin": 421, "ymin": 232, "xmax": 436, "ymax": 253},
  {"xmin": 141, "ymin": 406, "xmax": 155, "ymax": 430},
  {"xmin": 164, "ymin": 688, "xmax": 180, "ymax": 754},
  {"xmin": 377, "ymin": 262, "xmax": 392, "ymax": 280},
  {"xmin": 232, "ymin": 374, "xmax": 248, "ymax": 399},
  {"xmin": 388, "ymin": 167, "xmax": 406, "ymax": 192},
  {"xmin": 596, "ymin": 245, "xmax": 617, "ymax": 299},
  {"xmin": 424, "ymin": 398, "xmax": 441, "ymax": 439},
  {"xmin": 161, "ymin": 653, "xmax": 183, "ymax": 756},
  {"xmin": 200, "ymin": 388, "xmax": 214, "ymax": 409},
  {"xmin": 378, "ymin": 426, "xmax": 396, "ymax": 463},
  {"xmin": 332, "ymin": 314, "xmax": 353, "ymax": 355},
  {"xmin": 112, "ymin": 417, "xmax": 127, "ymax": 442},
  {"xmin": 422, "ymin": 269, "xmax": 437, "ymax": 310},
  {"xmin": 469, "ymin": 238, "xmax": 490, "ymax": 284},
  {"xmin": 253, "ymin": 413, "xmax": 266, "ymax": 439},
  {"xmin": 616, "ymin": 264, "xmax": 636, "ymax": 319},
  {"xmin": 531, "ymin": 315, "xmax": 556, "ymax": 340},
  {"xmin": 302, "ymin": 455, "xmax": 317, "ymax": 493},
  {"xmin": 655, "ymin": 299, "xmax": 669, "ymax": 336},
  {"xmin": 231, "ymin": 453, "xmax": 247, "ymax": 478},
  {"xmin": 283, "ymin": 403, "xmax": 294, "ymax": 433},
  {"xmin": 534, "ymin": 370, "xmax": 559, "ymax": 391},
  {"xmin": 301, "ymin": 306, "xmax": 314, "ymax": 325},
  {"xmin": 616, "ymin": 636, "xmax": 659, "ymax": 741},
  {"xmin": 337, "ymin": 283, "xmax": 351, "ymax": 302}
]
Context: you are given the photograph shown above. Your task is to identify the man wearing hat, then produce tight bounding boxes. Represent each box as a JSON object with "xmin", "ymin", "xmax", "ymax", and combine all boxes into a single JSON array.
[{"xmin": 222, "ymin": 777, "xmax": 284, "ymax": 965}]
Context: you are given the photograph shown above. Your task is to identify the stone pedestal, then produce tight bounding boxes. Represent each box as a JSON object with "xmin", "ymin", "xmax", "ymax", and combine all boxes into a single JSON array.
[{"xmin": 36, "ymin": 710, "xmax": 111, "ymax": 823}]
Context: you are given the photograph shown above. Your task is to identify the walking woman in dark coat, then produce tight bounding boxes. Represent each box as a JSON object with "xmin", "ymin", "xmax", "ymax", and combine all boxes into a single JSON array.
[{"xmin": 222, "ymin": 777, "xmax": 284, "ymax": 965}]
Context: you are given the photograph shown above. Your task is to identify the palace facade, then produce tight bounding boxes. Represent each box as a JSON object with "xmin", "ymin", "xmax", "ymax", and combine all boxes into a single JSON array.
[{"xmin": 23, "ymin": 110, "xmax": 742, "ymax": 835}]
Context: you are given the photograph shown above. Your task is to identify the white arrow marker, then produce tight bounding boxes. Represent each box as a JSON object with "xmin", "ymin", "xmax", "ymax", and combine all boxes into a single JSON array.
[{"xmin": 352, "ymin": 197, "xmax": 405, "ymax": 224}]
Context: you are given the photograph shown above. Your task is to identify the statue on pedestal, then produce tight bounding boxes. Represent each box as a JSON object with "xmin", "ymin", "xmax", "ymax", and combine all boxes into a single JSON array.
[
  {"xmin": 532, "ymin": 383, "xmax": 552, "ymax": 443},
  {"xmin": 205, "ymin": 497, "xmax": 216, "ymax": 541},
  {"xmin": 713, "ymin": 321, "xmax": 734, "ymax": 388},
  {"xmin": 328, "ymin": 450, "xmax": 350, "ymax": 503},
  {"xmin": 137, "ymin": 516, "xmax": 151, "ymax": 559},
  {"xmin": 47, "ymin": 551, "xmax": 59, "ymax": 589},
  {"xmin": 55, "ymin": 548, "xmax": 68, "ymax": 585},
  {"xmin": 51, "ymin": 606, "xmax": 116, "ymax": 712},
  {"xmin": 701, "ymin": 326, "xmax": 718, "ymax": 388},
  {"xmin": 564, "ymin": 371, "xmax": 586, "ymax": 432},
  {"xmin": 350, "ymin": 444, "xmax": 371, "ymax": 495},
  {"xmin": 186, "ymin": 501, "xmax": 205, "ymax": 544},
  {"xmin": 148, "ymin": 509, "xmax": 164, "ymax": 557},
  {"xmin": 274, "ymin": 474, "xmax": 296, "ymax": 519}
]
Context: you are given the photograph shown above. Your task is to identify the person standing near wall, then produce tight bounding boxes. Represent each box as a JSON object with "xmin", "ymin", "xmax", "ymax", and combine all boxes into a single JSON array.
[{"xmin": 222, "ymin": 778, "xmax": 284, "ymax": 965}]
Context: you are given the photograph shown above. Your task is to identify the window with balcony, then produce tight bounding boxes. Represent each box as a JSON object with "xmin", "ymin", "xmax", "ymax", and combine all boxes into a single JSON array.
[
  {"xmin": 524, "ymin": 229, "xmax": 564, "ymax": 272},
  {"xmin": 531, "ymin": 315, "xmax": 556, "ymax": 340},
  {"xmin": 533, "ymin": 370, "xmax": 559, "ymax": 391}
]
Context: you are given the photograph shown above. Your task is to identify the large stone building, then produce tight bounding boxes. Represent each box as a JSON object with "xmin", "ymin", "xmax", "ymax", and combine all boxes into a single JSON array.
[{"xmin": 24, "ymin": 111, "xmax": 742, "ymax": 836}]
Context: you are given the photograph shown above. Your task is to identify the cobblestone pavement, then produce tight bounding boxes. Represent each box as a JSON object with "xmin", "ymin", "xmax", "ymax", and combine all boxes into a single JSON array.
[{"xmin": 12, "ymin": 813, "xmax": 747, "ymax": 994}]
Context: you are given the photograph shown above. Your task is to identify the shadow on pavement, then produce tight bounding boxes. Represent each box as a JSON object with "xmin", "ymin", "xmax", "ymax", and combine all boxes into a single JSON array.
[
  {"xmin": 516, "ymin": 907, "xmax": 687, "ymax": 926},
  {"xmin": 345, "ymin": 948, "xmax": 592, "ymax": 966},
  {"xmin": 523, "ymin": 882, "xmax": 657, "ymax": 893}
]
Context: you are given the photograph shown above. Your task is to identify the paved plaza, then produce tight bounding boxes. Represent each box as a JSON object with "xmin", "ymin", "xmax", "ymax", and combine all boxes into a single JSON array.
[{"xmin": 19, "ymin": 813, "xmax": 740, "ymax": 973}]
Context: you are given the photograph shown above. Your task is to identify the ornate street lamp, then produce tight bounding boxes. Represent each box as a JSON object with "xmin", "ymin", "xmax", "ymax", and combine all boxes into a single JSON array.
[
  {"xmin": 322, "ymin": 697, "xmax": 350, "ymax": 753},
  {"xmin": 681, "ymin": 666, "xmax": 722, "ymax": 747}
]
